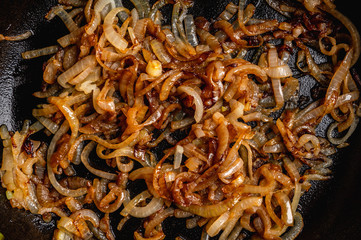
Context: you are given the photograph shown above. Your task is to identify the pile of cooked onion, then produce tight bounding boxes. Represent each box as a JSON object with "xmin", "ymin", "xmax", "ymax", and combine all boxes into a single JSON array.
[{"xmin": 1, "ymin": 0, "xmax": 360, "ymax": 239}]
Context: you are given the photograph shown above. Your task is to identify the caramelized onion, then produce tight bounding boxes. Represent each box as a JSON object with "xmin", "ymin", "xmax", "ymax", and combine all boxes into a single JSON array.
[
  {"xmin": 22, "ymin": 46, "xmax": 59, "ymax": 59},
  {"xmin": 177, "ymin": 85, "xmax": 204, "ymax": 123},
  {"xmin": 2, "ymin": 1, "xmax": 361, "ymax": 239}
]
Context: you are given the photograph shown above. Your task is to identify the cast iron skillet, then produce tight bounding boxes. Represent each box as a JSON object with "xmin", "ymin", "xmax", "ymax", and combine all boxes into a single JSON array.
[{"xmin": 0, "ymin": 0, "xmax": 361, "ymax": 239}]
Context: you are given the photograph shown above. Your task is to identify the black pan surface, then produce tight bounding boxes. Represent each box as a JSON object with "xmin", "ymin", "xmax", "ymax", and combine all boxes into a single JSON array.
[{"xmin": 1, "ymin": 0, "xmax": 361, "ymax": 239}]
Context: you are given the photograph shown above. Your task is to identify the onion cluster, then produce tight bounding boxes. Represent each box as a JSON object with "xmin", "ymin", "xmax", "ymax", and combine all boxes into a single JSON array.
[{"xmin": 1, "ymin": 0, "xmax": 360, "ymax": 239}]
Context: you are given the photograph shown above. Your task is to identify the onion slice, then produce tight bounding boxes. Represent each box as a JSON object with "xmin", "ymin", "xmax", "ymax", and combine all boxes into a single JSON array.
[
  {"xmin": 81, "ymin": 141, "xmax": 117, "ymax": 180},
  {"xmin": 177, "ymin": 85, "xmax": 204, "ymax": 123},
  {"xmin": 265, "ymin": 65, "xmax": 293, "ymax": 78},
  {"xmin": 57, "ymin": 55, "xmax": 97, "ymax": 88},
  {"xmin": 129, "ymin": 197, "xmax": 164, "ymax": 218},
  {"xmin": 103, "ymin": 7, "xmax": 130, "ymax": 52}
]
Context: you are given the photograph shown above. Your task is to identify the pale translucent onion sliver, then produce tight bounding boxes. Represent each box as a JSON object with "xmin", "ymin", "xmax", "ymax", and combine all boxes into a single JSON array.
[{"xmin": 103, "ymin": 7, "xmax": 130, "ymax": 52}]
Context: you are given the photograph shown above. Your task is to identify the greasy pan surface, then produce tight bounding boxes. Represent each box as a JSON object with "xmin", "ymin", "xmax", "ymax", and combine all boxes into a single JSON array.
[{"xmin": 0, "ymin": 0, "xmax": 361, "ymax": 239}]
